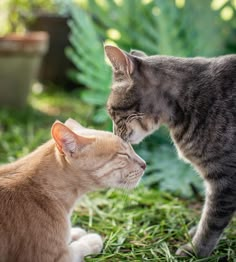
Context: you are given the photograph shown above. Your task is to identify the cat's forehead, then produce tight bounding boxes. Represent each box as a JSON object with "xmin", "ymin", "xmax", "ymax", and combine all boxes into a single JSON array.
[
  {"xmin": 73, "ymin": 128, "xmax": 112, "ymax": 138},
  {"xmin": 107, "ymin": 72, "xmax": 143, "ymax": 114},
  {"xmin": 112, "ymin": 71, "xmax": 133, "ymax": 90},
  {"xmin": 107, "ymin": 87, "xmax": 138, "ymax": 113},
  {"xmin": 75, "ymin": 128, "xmax": 129, "ymax": 152},
  {"xmin": 72, "ymin": 128, "xmax": 125, "ymax": 145}
]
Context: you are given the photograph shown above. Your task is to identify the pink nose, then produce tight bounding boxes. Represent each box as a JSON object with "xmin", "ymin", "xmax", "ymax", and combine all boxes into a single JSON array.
[{"xmin": 140, "ymin": 162, "xmax": 146, "ymax": 170}]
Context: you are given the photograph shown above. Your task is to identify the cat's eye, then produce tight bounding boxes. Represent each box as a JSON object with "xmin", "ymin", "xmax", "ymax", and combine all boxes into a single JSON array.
[
  {"xmin": 128, "ymin": 130, "xmax": 133, "ymax": 137},
  {"xmin": 118, "ymin": 153, "xmax": 130, "ymax": 159}
]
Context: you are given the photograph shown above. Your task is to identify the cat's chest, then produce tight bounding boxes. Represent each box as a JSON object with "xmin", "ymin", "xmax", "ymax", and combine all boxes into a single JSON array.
[
  {"xmin": 172, "ymin": 139, "xmax": 192, "ymax": 164},
  {"xmin": 170, "ymin": 131, "xmax": 199, "ymax": 166}
]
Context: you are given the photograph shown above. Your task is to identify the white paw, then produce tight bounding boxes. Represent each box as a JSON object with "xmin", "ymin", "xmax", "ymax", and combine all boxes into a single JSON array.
[
  {"xmin": 71, "ymin": 227, "xmax": 87, "ymax": 242},
  {"xmin": 70, "ymin": 233, "xmax": 103, "ymax": 259},
  {"xmin": 79, "ymin": 233, "xmax": 103, "ymax": 255}
]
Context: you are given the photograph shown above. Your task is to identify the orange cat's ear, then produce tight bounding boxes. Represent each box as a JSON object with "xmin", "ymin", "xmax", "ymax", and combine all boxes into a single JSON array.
[
  {"xmin": 51, "ymin": 121, "xmax": 95, "ymax": 157},
  {"xmin": 104, "ymin": 45, "xmax": 134, "ymax": 75}
]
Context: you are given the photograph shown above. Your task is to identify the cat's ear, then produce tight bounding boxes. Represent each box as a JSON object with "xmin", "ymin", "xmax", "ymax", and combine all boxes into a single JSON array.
[
  {"xmin": 51, "ymin": 121, "xmax": 95, "ymax": 157},
  {"xmin": 130, "ymin": 49, "xmax": 147, "ymax": 58},
  {"xmin": 65, "ymin": 118, "xmax": 86, "ymax": 131},
  {"xmin": 104, "ymin": 45, "xmax": 134, "ymax": 75}
]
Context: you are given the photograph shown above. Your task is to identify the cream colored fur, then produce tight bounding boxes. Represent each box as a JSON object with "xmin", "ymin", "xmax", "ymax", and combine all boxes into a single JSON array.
[{"xmin": 0, "ymin": 118, "xmax": 145, "ymax": 262}]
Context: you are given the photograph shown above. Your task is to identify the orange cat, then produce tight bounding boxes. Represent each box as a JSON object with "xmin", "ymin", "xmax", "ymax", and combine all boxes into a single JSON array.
[{"xmin": 0, "ymin": 118, "xmax": 146, "ymax": 262}]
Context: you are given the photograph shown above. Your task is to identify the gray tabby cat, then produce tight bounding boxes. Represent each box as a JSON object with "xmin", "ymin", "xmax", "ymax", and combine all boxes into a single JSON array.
[{"xmin": 104, "ymin": 45, "xmax": 236, "ymax": 257}]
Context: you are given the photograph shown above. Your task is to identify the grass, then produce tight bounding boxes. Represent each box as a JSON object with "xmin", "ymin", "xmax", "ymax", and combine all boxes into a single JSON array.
[
  {"xmin": 78, "ymin": 188, "xmax": 236, "ymax": 262},
  {"xmin": 0, "ymin": 89, "xmax": 235, "ymax": 261}
]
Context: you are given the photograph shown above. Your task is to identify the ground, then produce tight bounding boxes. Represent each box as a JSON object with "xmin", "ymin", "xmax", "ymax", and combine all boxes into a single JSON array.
[{"xmin": 76, "ymin": 188, "xmax": 235, "ymax": 262}]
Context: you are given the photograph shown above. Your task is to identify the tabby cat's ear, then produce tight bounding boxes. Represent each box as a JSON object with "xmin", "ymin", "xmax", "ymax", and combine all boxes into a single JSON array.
[
  {"xmin": 130, "ymin": 49, "xmax": 147, "ymax": 58},
  {"xmin": 51, "ymin": 121, "xmax": 95, "ymax": 157},
  {"xmin": 104, "ymin": 45, "xmax": 134, "ymax": 75}
]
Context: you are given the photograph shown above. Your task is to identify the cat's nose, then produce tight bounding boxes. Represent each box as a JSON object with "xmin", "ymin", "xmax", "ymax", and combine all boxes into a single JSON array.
[{"xmin": 140, "ymin": 161, "xmax": 146, "ymax": 170}]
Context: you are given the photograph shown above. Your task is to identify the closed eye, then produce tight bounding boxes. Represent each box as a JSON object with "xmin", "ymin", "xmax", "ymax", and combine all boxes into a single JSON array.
[
  {"xmin": 111, "ymin": 100, "xmax": 138, "ymax": 111},
  {"xmin": 118, "ymin": 153, "xmax": 130, "ymax": 159},
  {"xmin": 128, "ymin": 130, "xmax": 133, "ymax": 137},
  {"xmin": 127, "ymin": 113, "xmax": 145, "ymax": 123}
]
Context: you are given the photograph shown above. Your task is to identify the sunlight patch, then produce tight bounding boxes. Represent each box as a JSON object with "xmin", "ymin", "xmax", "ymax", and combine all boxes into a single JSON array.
[{"xmin": 221, "ymin": 6, "xmax": 234, "ymax": 21}]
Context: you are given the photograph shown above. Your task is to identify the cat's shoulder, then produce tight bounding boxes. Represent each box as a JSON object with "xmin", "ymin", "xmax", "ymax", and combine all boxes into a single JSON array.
[
  {"xmin": 213, "ymin": 54, "xmax": 236, "ymax": 62},
  {"xmin": 211, "ymin": 54, "xmax": 236, "ymax": 73}
]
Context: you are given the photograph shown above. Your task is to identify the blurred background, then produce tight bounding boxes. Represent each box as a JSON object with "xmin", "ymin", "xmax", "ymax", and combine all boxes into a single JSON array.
[{"xmin": 1, "ymin": 0, "xmax": 236, "ymax": 198}]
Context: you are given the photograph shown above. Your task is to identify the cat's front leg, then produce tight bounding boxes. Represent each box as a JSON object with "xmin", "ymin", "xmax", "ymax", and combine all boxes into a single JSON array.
[
  {"xmin": 70, "ymin": 227, "xmax": 87, "ymax": 242},
  {"xmin": 69, "ymin": 233, "xmax": 103, "ymax": 262},
  {"xmin": 176, "ymin": 178, "xmax": 236, "ymax": 257},
  {"xmin": 188, "ymin": 225, "xmax": 197, "ymax": 237}
]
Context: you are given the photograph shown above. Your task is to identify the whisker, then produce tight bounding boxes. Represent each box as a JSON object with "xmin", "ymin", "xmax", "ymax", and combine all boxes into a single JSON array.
[
  {"xmin": 121, "ymin": 187, "xmax": 129, "ymax": 206},
  {"xmin": 120, "ymin": 180, "xmax": 130, "ymax": 205}
]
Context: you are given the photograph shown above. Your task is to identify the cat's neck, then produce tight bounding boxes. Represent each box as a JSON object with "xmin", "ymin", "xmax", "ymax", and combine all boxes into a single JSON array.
[
  {"xmin": 0, "ymin": 141, "xmax": 89, "ymax": 213},
  {"xmin": 147, "ymin": 55, "xmax": 212, "ymax": 128}
]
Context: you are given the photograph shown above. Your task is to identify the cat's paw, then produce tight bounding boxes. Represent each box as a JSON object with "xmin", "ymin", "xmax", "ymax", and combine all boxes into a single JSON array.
[
  {"xmin": 71, "ymin": 227, "xmax": 87, "ymax": 242},
  {"xmin": 188, "ymin": 226, "xmax": 197, "ymax": 238},
  {"xmin": 70, "ymin": 233, "xmax": 103, "ymax": 259},
  {"xmin": 78, "ymin": 233, "xmax": 103, "ymax": 255},
  {"xmin": 176, "ymin": 243, "xmax": 195, "ymax": 257}
]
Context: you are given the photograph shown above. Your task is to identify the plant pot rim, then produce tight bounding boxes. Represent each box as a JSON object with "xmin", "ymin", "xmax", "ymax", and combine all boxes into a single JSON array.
[
  {"xmin": 0, "ymin": 31, "xmax": 49, "ymax": 55},
  {"xmin": 0, "ymin": 31, "xmax": 48, "ymax": 42}
]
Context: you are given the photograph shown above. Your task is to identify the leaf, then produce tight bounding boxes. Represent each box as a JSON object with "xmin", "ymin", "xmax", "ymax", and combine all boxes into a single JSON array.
[
  {"xmin": 80, "ymin": 90, "xmax": 109, "ymax": 106},
  {"xmin": 139, "ymin": 143, "xmax": 203, "ymax": 198},
  {"xmin": 66, "ymin": 5, "xmax": 111, "ymax": 126},
  {"xmin": 93, "ymin": 108, "xmax": 110, "ymax": 124}
]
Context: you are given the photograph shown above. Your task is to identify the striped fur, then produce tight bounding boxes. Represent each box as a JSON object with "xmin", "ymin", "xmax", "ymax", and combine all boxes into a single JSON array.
[{"xmin": 105, "ymin": 45, "xmax": 236, "ymax": 257}]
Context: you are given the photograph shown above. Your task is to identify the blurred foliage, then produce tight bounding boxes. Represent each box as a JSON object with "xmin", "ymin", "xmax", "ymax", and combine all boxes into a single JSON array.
[
  {"xmin": 0, "ymin": 90, "xmax": 94, "ymax": 163},
  {"xmin": 0, "ymin": 106, "xmax": 52, "ymax": 163},
  {"xmin": 0, "ymin": 0, "xmax": 72, "ymax": 33},
  {"xmin": 82, "ymin": 0, "xmax": 224, "ymax": 56},
  {"xmin": 136, "ymin": 130, "xmax": 203, "ymax": 198},
  {"xmin": 65, "ymin": 7, "xmax": 112, "ymax": 128}
]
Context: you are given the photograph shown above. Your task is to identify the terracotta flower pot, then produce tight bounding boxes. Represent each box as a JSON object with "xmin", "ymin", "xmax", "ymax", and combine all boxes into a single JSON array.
[{"xmin": 0, "ymin": 31, "xmax": 49, "ymax": 108}]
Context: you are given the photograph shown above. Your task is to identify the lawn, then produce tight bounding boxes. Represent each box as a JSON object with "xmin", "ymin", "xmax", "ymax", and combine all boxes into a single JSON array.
[{"xmin": 0, "ymin": 90, "xmax": 235, "ymax": 262}]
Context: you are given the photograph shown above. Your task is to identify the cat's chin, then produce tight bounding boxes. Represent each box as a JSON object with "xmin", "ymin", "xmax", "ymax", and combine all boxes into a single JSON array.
[
  {"xmin": 120, "ymin": 178, "xmax": 142, "ymax": 190},
  {"xmin": 124, "ymin": 184, "xmax": 139, "ymax": 190},
  {"xmin": 128, "ymin": 136, "xmax": 145, "ymax": 145},
  {"xmin": 128, "ymin": 123, "xmax": 160, "ymax": 144}
]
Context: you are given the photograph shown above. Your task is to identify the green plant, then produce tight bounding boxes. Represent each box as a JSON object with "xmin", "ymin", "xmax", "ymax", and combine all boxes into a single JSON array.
[
  {"xmin": 210, "ymin": 0, "xmax": 236, "ymax": 54},
  {"xmin": 136, "ymin": 131, "xmax": 203, "ymax": 198},
  {"xmin": 77, "ymin": 188, "xmax": 236, "ymax": 261},
  {"xmin": 66, "ymin": 6, "xmax": 112, "ymax": 128},
  {"xmin": 84, "ymin": 0, "xmax": 223, "ymax": 56}
]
